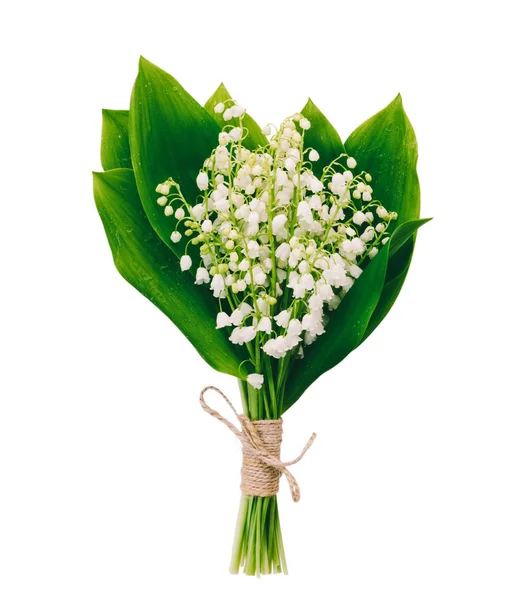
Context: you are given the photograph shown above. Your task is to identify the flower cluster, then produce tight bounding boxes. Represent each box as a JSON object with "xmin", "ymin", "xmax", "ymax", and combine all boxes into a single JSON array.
[{"xmin": 155, "ymin": 100, "xmax": 397, "ymax": 388}]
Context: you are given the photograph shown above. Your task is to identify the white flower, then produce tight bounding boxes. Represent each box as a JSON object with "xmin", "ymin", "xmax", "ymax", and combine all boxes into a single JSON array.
[
  {"xmin": 195, "ymin": 267, "xmax": 210, "ymax": 285},
  {"xmin": 350, "ymin": 238, "xmax": 366, "ymax": 255},
  {"xmin": 287, "ymin": 319, "xmax": 302, "ymax": 337},
  {"xmin": 219, "ymin": 131, "xmax": 230, "ymax": 146},
  {"xmin": 196, "ymin": 172, "xmax": 209, "ymax": 191},
  {"xmin": 330, "ymin": 173, "xmax": 347, "ymax": 198},
  {"xmin": 229, "ymin": 327, "xmax": 256, "ymax": 345},
  {"xmin": 180, "ymin": 255, "xmax": 192, "ymax": 271},
  {"xmin": 249, "ymin": 265, "xmax": 266, "ymax": 286},
  {"xmin": 214, "ymin": 102, "xmax": 225, "ymax": 114},
  {"xmin": 309, "ymin": 149, "xmax": 320, "ymax": 161},
  {"xmin": 202, "ymin": 219, "xmax": 213, "ymax": 233},
  {"xmin": 156, "ymin": 183, "xmax": 170, "ymax": 195},
  {"xmin": 175, "ymin": 207, "xmax": 185, "ymax": 220},
  {"xmin": 240, "ymin": 326, "xmax": 257, "ymax": 343},
  {"xmin": 315, "ymin": 281, "xmax": 334, "ymax": 301},
  {"xmin": 247, "ymin": 373, "xmax": 264, "ymax": 389},
  {"xmin": 308, "ymin": 295, "xmax": 324, "ymax": 312},
  {"xmin": 360, "ymin": 227, "xmax": 375, "ymax": 242},
  {"xmin": 170, "ymin": 231, "xmax": 182, "ymax": 244},
  {"xmin": 230, "ymin": 302, "xmax": 252, "ymax": 326},
  {"xmin": 231, "ymin": 105, "xmax": 246, "ymax": 118},
  {"xmin": 262, "ymin": 336, "xmax": 289, "ymax": 358},
  {"xmin": 164, "ymin": 205, "xmax": 174, "ymax": 216},
  {"xmin": 299, "ymin": 118, "xmax": 311, "ymax": 130},
  {"xmin": 285, "ymin": 157, "xmax": 297, "ymax": 172},
  {"xmin": 347, "ymin": 157, "xmax": 357, "ymax": 169},
  {"xmin": 272, "ymin": 214, "xmax": 288, "ymax": 240},
  {"xmin": 157, "ymin": 196, "xmax": 168, "ymax": 206},
  {"xmin": 353, "ymin": 211, "xmax": 367, "ymax": 225},
  {"xmin": 349, "ymin": 264, "xmax": 363, "ymax": 278},
  {"xmin": 376, "ymin": 206, "xmax": 388, "ymax": 218},
  {"xmin": 301, "ymin": 312, "xmax": 324, "ymax": 335},
  {"xmin": 238, "ymin": 258, "xmax": 250, "ymax": 272},
  {"xmin": 257, "ymin": 317, "xmax": 272, "ymax": 333},
  {"xmin": 246, "ymin": 240, "xmax": 260, "ymax": 259},
  {"xmin": 223, "ymin": 108, "xmax": 233, "ymax": 121},
  {"xmin": 216, "ymin": 312, "xmax": 231, "ymax": 328},
  {"xmin": 287, "ymin": 271, "xmax": 314, "ymax": 298},
  {"xmin": 230, "ymin": 127, "xmax": 242, "ymax": 142},
  {"xmin": 211, "ymin": 274, "xmax": 225, "ymax": 297},
  {"xmin": 274, "ymin": 309, "xmax": 291, "ymax": 328},
  {"xmin": 275, "ymin": 242, "xmax": 291, "ymax": 262},
  {"xmin": 262, "ymin": 124, "xmax": 271, "ymax": 135},
  {"xmin": 191, "ymin": 204, "xmax": 206, "ymax": 220},
  {"xmin": 368, "ymin": 247, "xmax": 379, "ymax": 259}
]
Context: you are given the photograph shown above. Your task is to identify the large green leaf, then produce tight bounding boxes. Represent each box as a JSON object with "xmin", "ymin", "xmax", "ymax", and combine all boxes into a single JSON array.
[
  {"xmin": 93, "ymin": 168, "xmax": 246, "ymax": 378},
  {"xmin": 101, "ymin": 109, "xmax": 131, "ymax": 170},
  {"xmin": 204, "ymin": 83, "xmax": 267, "ymax": 151},
  {"xmin": 300, "ymin": 98, "xmax": 345, "ymax": 177},
  {"xmin": 283, "ymin": 243, "xmax": 390, "ymax": 411},
  {"xmin": 129, "ymin": 57, "xmax": 221, "ymax": 258},
  {"xmin": 345, "ymin": 95, "xmax": 423, "ymax": 343}
]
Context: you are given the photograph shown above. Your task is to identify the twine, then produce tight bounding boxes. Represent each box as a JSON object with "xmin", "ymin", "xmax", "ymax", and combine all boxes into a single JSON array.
[{"xmin": 199, "ymin": 386, "xmax": 317, "ymax": 502}]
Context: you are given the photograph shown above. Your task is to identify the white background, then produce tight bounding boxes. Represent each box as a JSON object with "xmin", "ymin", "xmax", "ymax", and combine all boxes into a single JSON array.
[{"xmin": 1, "ymin": 1, "xmax": 528, "ymax": 598}]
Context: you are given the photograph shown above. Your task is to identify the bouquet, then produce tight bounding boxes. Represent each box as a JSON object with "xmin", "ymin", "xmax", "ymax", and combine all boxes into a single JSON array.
[{"xmin": 93, "ymin": 57, "xmax": 429, "ymax": 575}]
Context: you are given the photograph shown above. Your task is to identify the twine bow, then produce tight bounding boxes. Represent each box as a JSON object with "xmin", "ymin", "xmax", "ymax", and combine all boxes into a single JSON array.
[{"xmin": 199, "ymin": 386, "xmax": 317, "ymax": 502}]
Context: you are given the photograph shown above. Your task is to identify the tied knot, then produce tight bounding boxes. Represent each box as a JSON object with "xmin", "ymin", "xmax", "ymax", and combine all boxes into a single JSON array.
[{"xmin": 199, "ymin": 386, "xmax": 316, "ymax": 502}]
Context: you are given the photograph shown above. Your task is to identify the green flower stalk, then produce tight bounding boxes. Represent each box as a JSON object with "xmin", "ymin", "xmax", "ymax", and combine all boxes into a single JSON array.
[{"xmin": 93, "ymin": 56, "xmax": 429, "ymax": 576}]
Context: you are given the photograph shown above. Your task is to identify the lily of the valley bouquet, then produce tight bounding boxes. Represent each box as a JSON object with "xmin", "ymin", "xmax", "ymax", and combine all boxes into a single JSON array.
[{"xmin": 93, "ymin": 57, "xmax": 429, "ymax": 576}]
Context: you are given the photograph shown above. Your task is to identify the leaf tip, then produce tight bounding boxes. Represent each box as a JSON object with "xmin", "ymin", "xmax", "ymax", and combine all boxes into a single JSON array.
[
  {"xmin": 138, "ymin": 55, "xmax": 150, "ymax": 68},
  {"xmin": 92, "ymin": 170, "xmax": 105, "ymax": 185},
  {"xmin": 303, "ymin": 97, "xmax": 316, "ymax": 113},
  {"xmin": 92, "ymin": 170, "xmax": 104, "ymax": 194},
  {"xmin": 137, "ymin": 55, "xmax": 160, "ymax": 79}
]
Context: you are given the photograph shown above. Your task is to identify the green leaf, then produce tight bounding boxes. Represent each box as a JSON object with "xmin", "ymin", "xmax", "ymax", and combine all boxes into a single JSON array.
[
  {"xmin": 204, "ymin": 83, "xmax": 267, "ymax": 151},
  {"xmin": 283, "ymin": 243, "xmax": 390, "ymax": 411},
  {"xmin": 129, "ymin": 56, "xmax": 220, "ymax": 257},
  {"xmin": 344, "ymin": 94, "xmax": 420, "ymax": 226},
  {"xmin": 301, "ymin": 98, "xmax": 345, "ymax": 177},
  {"xmin": 93, "ymin": 168, "xmax": 246, "ymax": 378},
  {"xmin": 345, "ymin": 95, "xmax": 423, "ymax": 342},
  {"xmin": 101, "ymin": 109, "xmax": 131, "ymax": 170},
  {"xmin": 389, "ymin": 218, "xmax": 431, "ymax": 258}
]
